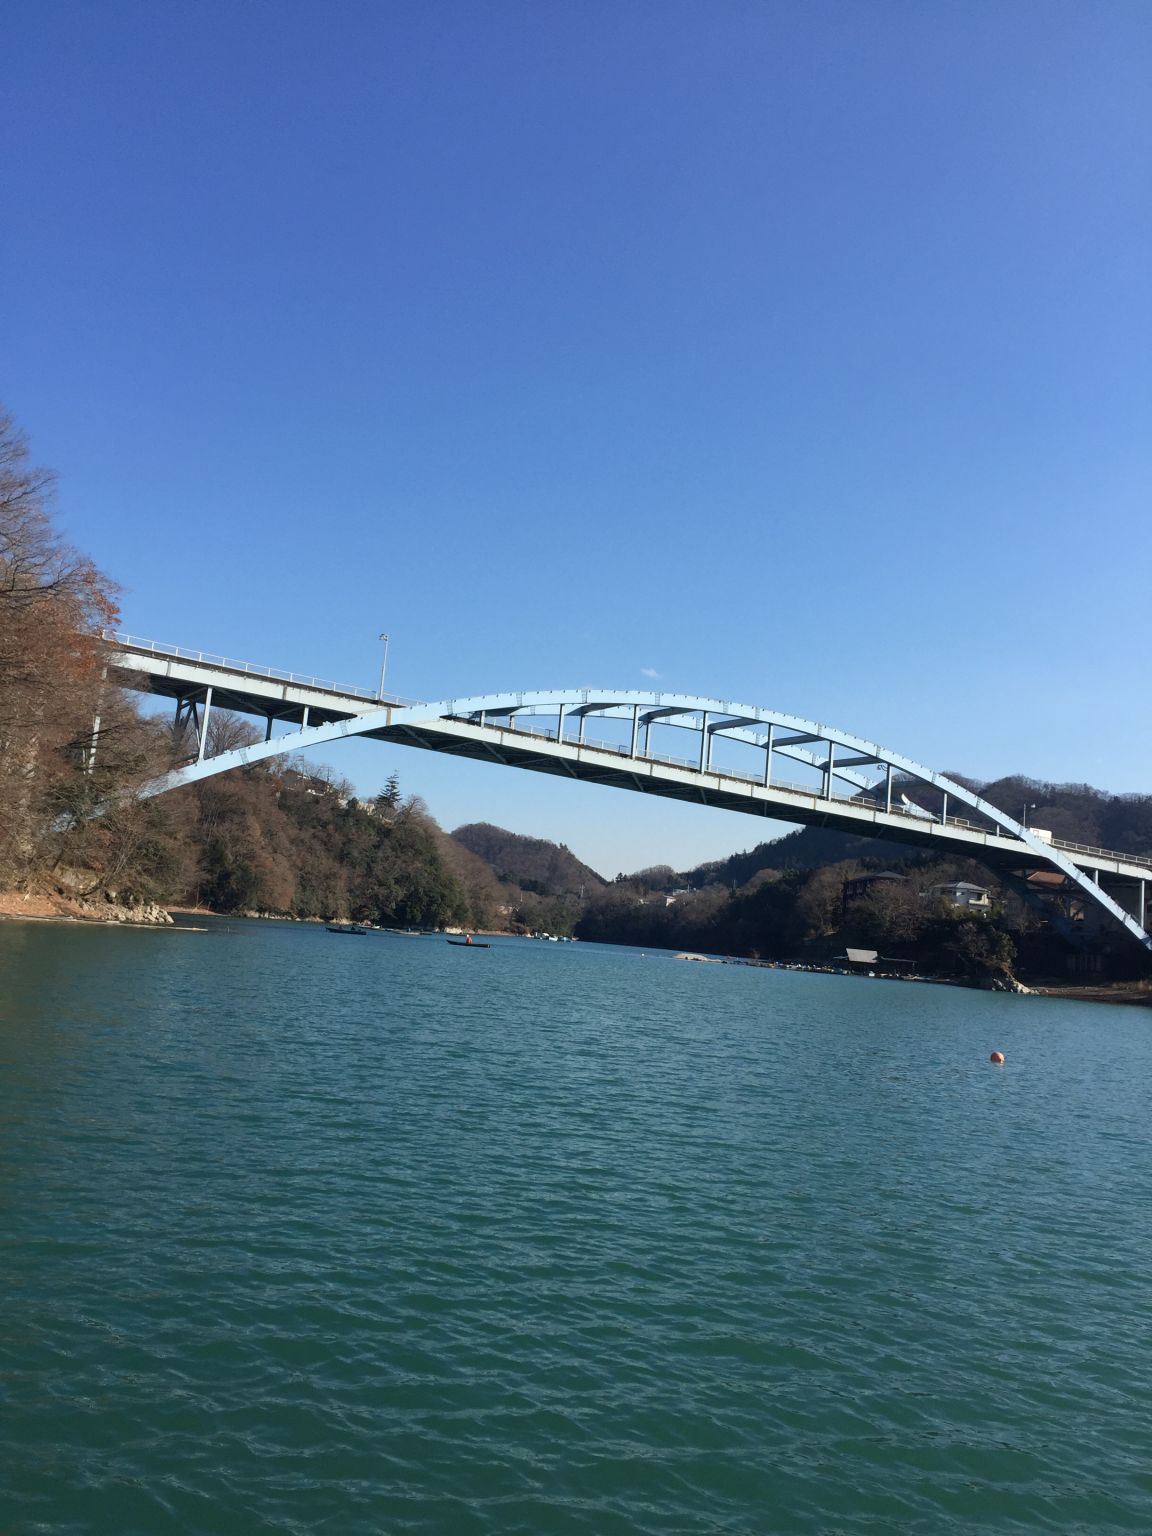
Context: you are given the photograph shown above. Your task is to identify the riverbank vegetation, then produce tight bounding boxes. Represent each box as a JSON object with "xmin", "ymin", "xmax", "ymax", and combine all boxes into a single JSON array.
[{"xmin": 0, "ymin": 407, "xmax": 166, "ymax": 894}]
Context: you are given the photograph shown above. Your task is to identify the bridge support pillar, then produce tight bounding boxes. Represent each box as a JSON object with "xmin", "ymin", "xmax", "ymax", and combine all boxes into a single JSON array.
[
  {"xmin": 1113, "ymin": 878, "xmax": 1149, "ymax": 931},
  {"xmin": 556, "ymin": 705, "xmax": 566, "ymax": 744},
  {"xmin": 86, "ymin": 663, "xmax": 108, "ymax": 774},
  {"xmin": 173, "ymin": 697, "xmax": 197, "ymax": 757},
  {"xmin": 630, "ymin": 705, "xmax": 639, "ymax": 758},
  {"xmin": 885, "ymin": 764, "xmax": 894, "ymax": 813},
  {"xmin": 699, "ymin": 713, "xmax": 709, "ymax": 772},
  {"xmin": 197, "ymin": 688, "xmax": 213, "ymax": 763},
  {"xmin": 762, "ymin": 724, "xmax": 774, "ymax": 787}
]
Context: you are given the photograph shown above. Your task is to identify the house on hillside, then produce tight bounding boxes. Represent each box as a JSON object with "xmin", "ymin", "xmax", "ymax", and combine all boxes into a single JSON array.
[
  {"xmin": 927, "ymin": 880, "xmax": 992, "ymax": 911},
  {"xmin": 1024, "ymin": 868, "xmax": 1082, "ymax": 924},
  {"xmin": 841, "ymin": 870, "xmax": 906, "ymax": 913},
  {"xmin": 276, "ymin": 768, "xmax": 349, "ymax": 805}
]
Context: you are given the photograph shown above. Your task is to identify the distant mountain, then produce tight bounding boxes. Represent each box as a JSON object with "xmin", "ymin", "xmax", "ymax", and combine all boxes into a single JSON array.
[
  {"xmin": 451, "ymin": 823, "xmax": 607, "ymax": 898},
  {"xmin": 959, "ymin": 775, "xmax": 1152, "ymax": 855}
]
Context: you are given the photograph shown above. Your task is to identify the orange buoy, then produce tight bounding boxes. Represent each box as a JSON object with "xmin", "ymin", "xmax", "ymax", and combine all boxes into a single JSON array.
[{"xmin": 990, "ymin": 1051, "xmax": 1005, "ymax": 1064}]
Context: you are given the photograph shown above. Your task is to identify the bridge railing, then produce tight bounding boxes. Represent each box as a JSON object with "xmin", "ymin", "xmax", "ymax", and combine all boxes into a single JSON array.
[
  {"xmin": 1047, "ymin": 836, "xmax": 1150, "ymax": 866},
  {"xmin": 480, "ymin": 719, "xmax": 993, "ymax": 830},
  {"xmin": 480, "ymin": 719, "xmax": 1147, "ymax": 866},
  {"xmin": 101, "ymin": 630, "xmax": 420, "ymax": 705}
]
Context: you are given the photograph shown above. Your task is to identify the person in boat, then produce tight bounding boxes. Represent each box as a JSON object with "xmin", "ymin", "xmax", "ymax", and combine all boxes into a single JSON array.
[{"xmin": 465, "ymin": 933, "xmax": 472, "ymax": 945}]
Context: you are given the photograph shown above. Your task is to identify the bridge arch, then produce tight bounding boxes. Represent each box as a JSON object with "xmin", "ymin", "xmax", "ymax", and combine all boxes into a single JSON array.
[{"xmin": 128, "ymin": 687, "xmax": 1151, "ymax": 953}]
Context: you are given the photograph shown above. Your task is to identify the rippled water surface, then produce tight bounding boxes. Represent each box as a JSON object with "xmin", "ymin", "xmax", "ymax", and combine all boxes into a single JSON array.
[{"xmin": 2, "ymin": 918, "xmax": 1151, "ymax": 1534}]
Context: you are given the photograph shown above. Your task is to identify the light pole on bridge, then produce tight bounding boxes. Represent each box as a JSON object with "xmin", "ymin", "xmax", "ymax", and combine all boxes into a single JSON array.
[{"xmin": 378, "ymin": 633, "xmax": 390, "ymax": 701}]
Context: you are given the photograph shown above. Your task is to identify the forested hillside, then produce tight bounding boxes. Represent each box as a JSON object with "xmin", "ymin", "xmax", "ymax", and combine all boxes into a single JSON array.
[
  {"xmin": 452, "ymin": 823, "xmax": 604, "ymax": 895},
  {"xmin": 576, "ymin": 856, "xmax": 1022, "ymax": 978},
  {"xmin": 577, "ymin": 792, "xmax": 1152, "ymax": 970},
  {"xmin": 450, "ymin": 823, "xmax": 605, "ymax": 935},
  {"xmin": 576, "ymin": 780, "xmax": 1152, "ymax": 979},
  {"xmin": 175, "ymin": 763, "xmax": 477, "ymax": 926}
]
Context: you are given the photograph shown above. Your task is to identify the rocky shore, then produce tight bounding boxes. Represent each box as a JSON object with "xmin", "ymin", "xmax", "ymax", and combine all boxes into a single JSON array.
[{"xmin": 0, "ymin": 888, "xmax": 173, "ymax": 926}]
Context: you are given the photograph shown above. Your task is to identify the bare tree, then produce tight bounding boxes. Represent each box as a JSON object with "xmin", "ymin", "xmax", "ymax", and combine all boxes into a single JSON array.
[{"xmin": 0, "ymin": 406, "xmax": 120, "ymax": 881}]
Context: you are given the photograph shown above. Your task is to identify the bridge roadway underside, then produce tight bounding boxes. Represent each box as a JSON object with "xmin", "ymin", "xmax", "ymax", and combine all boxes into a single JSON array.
[
  {"xmin": 383, "ymin": 717, "xmax": 1148, "ymax": 888},
  {"xmin": 119, "ymin": 664, "xmax": 373, "ymax": 730}
]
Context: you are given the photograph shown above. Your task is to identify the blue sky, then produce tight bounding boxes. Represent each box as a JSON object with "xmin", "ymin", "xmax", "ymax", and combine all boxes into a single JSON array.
[{"xmin": 5, "ymin": 1, "xmax": 1149, "ymax": 876}]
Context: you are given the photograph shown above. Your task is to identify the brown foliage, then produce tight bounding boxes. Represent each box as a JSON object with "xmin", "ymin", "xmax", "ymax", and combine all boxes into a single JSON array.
[{"xmin": 0, "ymin": 407, "xmax": 126, "ymax": 882}]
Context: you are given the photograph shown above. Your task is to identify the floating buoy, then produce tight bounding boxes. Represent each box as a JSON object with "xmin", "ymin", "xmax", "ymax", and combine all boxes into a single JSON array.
[{"xmin": 990, "ymin": 1051, "xmax": 1005, "ymax": 1064}]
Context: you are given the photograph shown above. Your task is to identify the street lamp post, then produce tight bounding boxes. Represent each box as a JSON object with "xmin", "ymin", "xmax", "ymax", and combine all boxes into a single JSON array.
[
  {"xmin": 377, "ymin": 633, "xmax": 390, "ymax": 700},
  {"xmin": 1022, "ymin": 801, "xmax": 1037, "ymax": 829}
]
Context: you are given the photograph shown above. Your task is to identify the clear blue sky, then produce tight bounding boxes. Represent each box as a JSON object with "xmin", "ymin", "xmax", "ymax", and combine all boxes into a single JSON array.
[{"xmin": 5, "ymin": 1, "xmax": 1149, "ymax": 876}]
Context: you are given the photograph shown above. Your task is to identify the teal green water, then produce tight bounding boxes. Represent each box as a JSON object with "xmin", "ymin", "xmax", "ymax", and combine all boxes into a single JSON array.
[{"xmin": 2, "ymin": 920, "xmax": 1151, "ymax": 1535}]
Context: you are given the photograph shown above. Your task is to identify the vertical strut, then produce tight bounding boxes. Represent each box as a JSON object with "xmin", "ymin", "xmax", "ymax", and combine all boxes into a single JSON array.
[
  {"xmin": 763, "ymin": 724, "xmax": 774, "ymax": 787},
  {"xmin": 87, "ymin": 664, "xmax": 108, "ymax": 773},
  {"xmin": 197, "ymin": 687, "xmax": 214, "ymax": 762}
]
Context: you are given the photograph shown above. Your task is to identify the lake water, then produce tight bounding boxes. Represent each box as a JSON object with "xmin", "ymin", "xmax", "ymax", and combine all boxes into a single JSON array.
[{"xmin": 2, "ymin": 918, "xmax": 1151, "ymax": 1534}]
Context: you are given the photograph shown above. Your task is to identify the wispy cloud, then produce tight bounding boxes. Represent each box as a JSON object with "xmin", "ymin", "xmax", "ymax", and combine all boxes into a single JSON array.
[{"xmin": 640, "ymin": 666, "xmax": 661, "ymax": 679}]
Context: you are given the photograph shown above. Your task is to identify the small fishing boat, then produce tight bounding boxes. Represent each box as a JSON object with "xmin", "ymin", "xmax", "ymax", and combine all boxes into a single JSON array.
[
  {"xmin": 327, "ymin": 923, "xmax": 368, "ymax": 935},
  {"xmin": 446, "ymin": 936, "xmax": 491, "ymax": 948}
]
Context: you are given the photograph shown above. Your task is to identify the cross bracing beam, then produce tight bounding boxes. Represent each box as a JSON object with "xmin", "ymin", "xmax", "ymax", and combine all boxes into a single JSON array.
[
  {"xmin": 102, "ymin": 641, "xmax": 1152, "ymax": 953},
  {"xmin": 707, "ymin": 715, "xmax": 764, "ymax": 732},
  {"xmin": 485, "ymin": 701, "xmax": 883, "ymax": 796},
  {"xmin": 638, "ymin": 705, "xmax": 694, "ymax": 726},
  {"xmin": 564, "ymin": 700, "xmax": 636, "ymax": 718}
]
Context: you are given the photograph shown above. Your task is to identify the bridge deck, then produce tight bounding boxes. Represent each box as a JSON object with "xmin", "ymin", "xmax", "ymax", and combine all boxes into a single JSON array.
[
  {"xmin": 108, "ymin": 640, "xmax": 401, "ymax": 726},
  {"xmin": 389, "ymin": 715, "xmax": 1152, "ymax": 883}
]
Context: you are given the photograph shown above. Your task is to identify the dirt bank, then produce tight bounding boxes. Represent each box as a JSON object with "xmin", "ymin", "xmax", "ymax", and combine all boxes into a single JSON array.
[
  {"xmin": 1028, "ymin": 982, "xmax": 1152, "ymax": 1008},
  {"xmin": 0, "ymin": 891, "xmax": 62, "ymax": 920},
  {"xmin": 0, "ymin": 887, "xmax": 173, "ymax": 926}
]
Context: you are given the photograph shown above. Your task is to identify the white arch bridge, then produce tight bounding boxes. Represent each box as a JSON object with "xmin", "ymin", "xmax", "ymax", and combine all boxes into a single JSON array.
[{"xmin": 104, "ymin": 634, "xmax": 1152, "ymax": 954}]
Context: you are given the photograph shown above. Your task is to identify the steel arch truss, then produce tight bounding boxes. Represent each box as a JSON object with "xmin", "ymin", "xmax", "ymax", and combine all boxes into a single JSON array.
[{"xmin": 137, "ymin": 687, "xmax": 1151, "ymax": 952}]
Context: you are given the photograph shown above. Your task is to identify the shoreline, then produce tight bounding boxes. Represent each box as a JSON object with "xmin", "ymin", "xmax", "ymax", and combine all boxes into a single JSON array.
[
  {"xmin": 0, "ymin": 910, "xmax": 205, "ymax": 932},
  {"xmin": 4, "ymin": 897, "xmax": 1147, "ymax": 1005},
  {"xmin": 0, "ymin": 892, "xmax": 194, "ymax": 931},
  {"xmin": 677, "ymin": 950, "xmax": 1152, "ymax": 1007}
]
